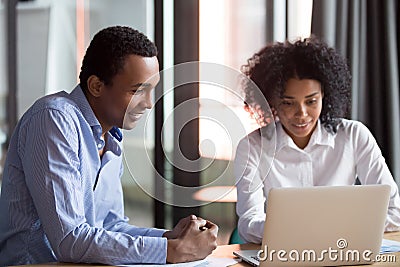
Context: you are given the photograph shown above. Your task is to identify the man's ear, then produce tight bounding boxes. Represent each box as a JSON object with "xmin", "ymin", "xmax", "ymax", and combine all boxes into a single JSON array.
[{"xmin": 87, "ymin": 75, "xmax": 104, "ymax": 97}]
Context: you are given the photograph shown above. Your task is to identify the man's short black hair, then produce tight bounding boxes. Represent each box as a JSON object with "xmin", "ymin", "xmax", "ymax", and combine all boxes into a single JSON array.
[{"xmin": 79, "ymin": 26, "xmax": 157, "ymax": 91}]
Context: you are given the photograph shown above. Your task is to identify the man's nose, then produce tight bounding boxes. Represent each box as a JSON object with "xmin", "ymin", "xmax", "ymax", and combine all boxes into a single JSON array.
[{"xmin": 144, "ymin": 92, "xmax": 153, "ymax": 109}]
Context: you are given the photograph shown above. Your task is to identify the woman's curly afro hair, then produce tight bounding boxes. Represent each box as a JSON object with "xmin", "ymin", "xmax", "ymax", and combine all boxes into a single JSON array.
[{"xmin": 242, "ymin": 36, "xmax": 351, "ymax": 133}]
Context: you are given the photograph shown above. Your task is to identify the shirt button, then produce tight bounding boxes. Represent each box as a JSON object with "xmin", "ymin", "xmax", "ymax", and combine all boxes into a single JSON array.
[{"xmin": 97, "ymin": 143, "xmax": 102, "ymax": 149}]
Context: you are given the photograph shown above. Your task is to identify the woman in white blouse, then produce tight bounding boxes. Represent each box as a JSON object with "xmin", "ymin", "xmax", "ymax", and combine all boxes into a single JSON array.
[{"xmin": 235, "ymin": 36, "xmax": 400, "ymax": 243}]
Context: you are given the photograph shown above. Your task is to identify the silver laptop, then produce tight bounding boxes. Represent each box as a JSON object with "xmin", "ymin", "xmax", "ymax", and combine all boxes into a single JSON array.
[{"xmin": 233, "ymin": 185, "xmax": 391, "ymax": 266}]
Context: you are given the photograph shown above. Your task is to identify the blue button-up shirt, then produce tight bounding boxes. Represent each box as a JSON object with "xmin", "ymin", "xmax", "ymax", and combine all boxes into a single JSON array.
[{"xmin": 0, "ymin": 86, "xmax": 167, "ymax": 265}]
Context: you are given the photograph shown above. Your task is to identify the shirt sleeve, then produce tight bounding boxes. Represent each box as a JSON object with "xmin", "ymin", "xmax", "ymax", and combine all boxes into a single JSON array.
[
  {"xmin": 352, "ymin": 121, "xmax": 400, "ymax": 232},
  {"xmin": 21, "ymin": 108, "xmax": 167, "ymax": 265},
  {"xmin": 234, "ymin": 133, "xmax": 267, "ymax": 244},
  {"xmin": 105, "ymin": 220, "xmax": 167, "ymax": 238}
]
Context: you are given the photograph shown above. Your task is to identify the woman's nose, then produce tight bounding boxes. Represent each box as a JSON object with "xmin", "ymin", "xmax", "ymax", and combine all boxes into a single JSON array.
[{"xmin": 295, "ymin": 104, "xmax": 308, "ymax": 117}]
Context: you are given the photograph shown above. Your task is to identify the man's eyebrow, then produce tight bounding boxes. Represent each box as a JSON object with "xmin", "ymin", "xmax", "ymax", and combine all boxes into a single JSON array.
[
  {"xmin": 281, "ymin": 92, "xmax": 320, "ymax": 99},
  {"xmin": 131, "ymin": 83, "xmax": 153, "ymax": 88}
]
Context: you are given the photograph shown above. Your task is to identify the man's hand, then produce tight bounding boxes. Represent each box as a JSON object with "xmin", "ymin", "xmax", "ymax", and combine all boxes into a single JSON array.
[
  {"xmin": 165, "ymin": 215, "xmax": 218, "ymax": 263},
  {"xmin": 163, "ymin": 215, "xmax": 196, "ymax": 239}
]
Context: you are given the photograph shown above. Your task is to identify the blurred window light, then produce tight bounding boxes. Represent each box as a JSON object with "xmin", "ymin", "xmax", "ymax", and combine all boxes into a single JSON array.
[
  {"xmin": 199, "ymin": 0, "xmax": 264, "ymax": 160},
  {"xmin": 287, "ymin": 0, "xmax": 313, "ymax": 41}
]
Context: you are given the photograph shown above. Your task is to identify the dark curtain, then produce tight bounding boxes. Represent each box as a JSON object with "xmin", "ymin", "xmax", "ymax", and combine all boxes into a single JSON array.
[{"xmin": 312, "ymin": 0, "xmax": 400, "ymax": 185}]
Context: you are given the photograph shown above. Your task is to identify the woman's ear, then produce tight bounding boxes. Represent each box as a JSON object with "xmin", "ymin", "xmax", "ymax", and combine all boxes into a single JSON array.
[{"xmin": 87, "ymin": 75, "xmax": 104, "ymax": 98}]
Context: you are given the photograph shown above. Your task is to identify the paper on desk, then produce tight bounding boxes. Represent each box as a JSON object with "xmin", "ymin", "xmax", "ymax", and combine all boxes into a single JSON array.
[
  {"xmin": 119, "ymin": 256, "xmax": 240, "ymax": 267},
  {"xmin": 380, "ymin": 238, "xmax": 400, "ymax": 254}
]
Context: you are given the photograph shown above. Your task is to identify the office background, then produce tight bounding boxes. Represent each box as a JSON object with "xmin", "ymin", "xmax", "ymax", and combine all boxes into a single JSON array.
[{"xmin": 0, "ymin": 0, "xmax": 399, "ymax": 244}]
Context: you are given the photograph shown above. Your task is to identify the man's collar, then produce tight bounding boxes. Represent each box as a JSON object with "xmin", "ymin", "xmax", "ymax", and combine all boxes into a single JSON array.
[
  {"xmin": 69, "ymin": 85, "xmax": 123, "ymax": 143},
  {"xmin": 69, "ymin": 85, "xmax": 101, "ymax": 128}
]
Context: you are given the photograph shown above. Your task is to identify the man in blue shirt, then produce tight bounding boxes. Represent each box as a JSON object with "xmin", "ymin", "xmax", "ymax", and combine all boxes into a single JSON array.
[{"xmin": 0, "ymin": 26, "xmax": 218, "ymax": 265}]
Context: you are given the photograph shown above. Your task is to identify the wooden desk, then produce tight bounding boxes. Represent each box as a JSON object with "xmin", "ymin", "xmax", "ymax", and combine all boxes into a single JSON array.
[
  {"xmin": 211, "ymin": 231, "xmax": 400, "ymax": 266},
  {"xmin": 11, "ymin": 232, "xmax": 400, "ymax": 266}
]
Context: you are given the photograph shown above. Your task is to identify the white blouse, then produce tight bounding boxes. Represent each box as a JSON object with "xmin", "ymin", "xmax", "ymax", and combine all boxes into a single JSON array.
[{"xmin": 234, "ymin": 119, "xmax": 400, "ymax": 243}]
